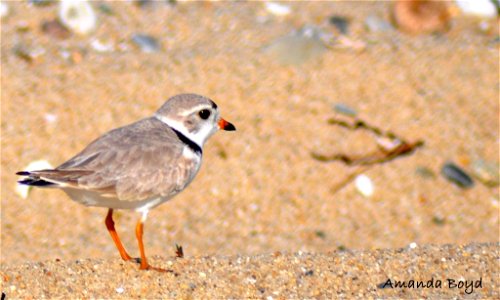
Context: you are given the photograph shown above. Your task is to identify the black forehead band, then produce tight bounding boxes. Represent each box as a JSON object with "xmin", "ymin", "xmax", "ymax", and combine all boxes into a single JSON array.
[{"xmin": 210, "ymin": 101, "xmax": 217, "ymax": 109}]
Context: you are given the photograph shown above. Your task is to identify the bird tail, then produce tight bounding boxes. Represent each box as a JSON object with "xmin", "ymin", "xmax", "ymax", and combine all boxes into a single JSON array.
[
  {"xmin": 16, "ymin": 169, "xmax": 93, "ymax": 187},
  {"xmin": 16, "ymin": 170, "xmax": 58, "ymax": 187}
]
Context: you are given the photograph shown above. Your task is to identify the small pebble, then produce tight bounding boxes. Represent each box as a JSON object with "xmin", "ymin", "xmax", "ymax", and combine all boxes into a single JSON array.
[
  {"xmin": 333, "ymin": 103, "xmax": 357, "ymax": 116},
  {"xmin": 15, "ymin": 21, "xmax": 31, "ymax": 33},
  {"xmin": 471, "ymin": 159, "xmax": 499, "ymax": 187},
  {"xmin": 131, "ymin": 34, "xmax": 161, "ymax": 53},
  {"xmin": 329, "ymin": 16, "xmax": 350, "ymax": 35},
  {"xmin": 337, "ymin": 245, "xmax": 347, "ymax": 251},
  {"xmin": 59, "ymin": 0, "xmax": 97, "ymax": 35},
  {"xmin": 491, "ymin": 197, "xmax": 499, "ymax": 208},
  {"xmin": 432, "ymin": 216, "xmax": 446, "ymax": 226},
  {"xmin": 365, "ymin": 15, "xmax": 393, "ymax": 32},
  {"xmin": 139, "ymin": 0, "xmax": 175, "ymax": 8},
  {"xmin": 415, "ymin": 166, "xmax": 435, "ymax": 179},
  {"xmin": 44, "ymin": 113, "xmax": 58, "ymax": 124},
  {"xmin": 409, "ymin": 242, "xmax": 417, "ymax": 249},
  {"xmin": 41, "ymin": 20, "xmax": 71, "ymax": 40},
  {"xmin": 15, "ymin": 160, "xmax": 54, "ymax": 199},
  {"xmin": 314, "ymin": 230, "xmax": 326, "ymax": 239},
  {"xmin": 1, "ymin": 2, "xmax": 9, "ymax": 19},
  {"xmin": 246, "ymin": 276, "xmax": 257, "ymax": 284},
  {"xmin": 136, "ymin": 0, "xmax": 155, "ymax": 8},
  {"xmin": 478, "ymin": 20, "xmax": 491, "ymax": 32},
  {"xmin": 264, "ymin": 2, "xmax": 291, "ymax": 16},
  {"xmin": 29, "ymin": 0, "xmax": 55, "ymax": 6},
  {"xmin": 263, "ymin": 26, "xmax": 327, "ymax": 65},
  {"xmin": 13, "ymin": 44, "xmax": 46, "ymax": 63},
  {"xmin": 97, "ymin": 3, "xmax": 113, "ymax": 15},
  {"xmin": 355, "ymin": 174, "xmax": 374, "ymax": 197},
  {"xmin": 441, "ymin": 162, "xmax": 474, "ymax": 189},
  {"xmin": 115, "ymin": 287, "xmax": 124, "ymax": 294}
]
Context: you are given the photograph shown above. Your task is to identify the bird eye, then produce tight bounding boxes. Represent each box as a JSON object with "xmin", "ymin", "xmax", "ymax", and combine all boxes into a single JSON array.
[{"xmin": 198, "ymin": 109, "xmax": 211, "ymax": 120}]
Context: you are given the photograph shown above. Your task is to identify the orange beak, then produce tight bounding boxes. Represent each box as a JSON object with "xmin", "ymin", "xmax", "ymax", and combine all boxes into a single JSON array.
[{"xmin": 218, "ymin": 118, "xmax": 236, "ymax": 131}]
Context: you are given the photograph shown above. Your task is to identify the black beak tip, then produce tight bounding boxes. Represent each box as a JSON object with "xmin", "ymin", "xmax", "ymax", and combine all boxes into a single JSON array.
[{"xmin": 225, "ymin": 122, "xmax": 236, "ymax": 131}]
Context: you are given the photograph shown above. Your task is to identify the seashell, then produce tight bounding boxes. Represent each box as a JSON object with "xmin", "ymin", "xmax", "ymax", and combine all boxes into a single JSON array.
[
  {"xmin": 355, "ymin": 174, "xmax": 374, "ymax": 197},
  {"xmin": 365, "ymin": 15, "xmax": 393, "ymax": 32},
  {"xmin": 1, "ymin": 2, "xmax": 9, "ymax": 19},
  {"xmin": 375, "ymin": 136, "xmax": 402, "ymax": 152},
  {"xmin": 58, "ymin": 0, "xmax": 97, "ymax": 35},
  {"xmin": 264, "ymin": 2, "xmax": 291, "ymax": 16},
  {"xmin": 391, "ymin": 0, "xmax": 451, "ymax": 34},
  {"xmin": 91, "ymin": 38, "xmax": 115, "ymax": 53},
  {"xmin": 471, "ymin": 159, "xmax": 499, "ymax": 187},
  {"xmin": 455, "ymin": 0, "xmax": 499, "ymax": 18}
]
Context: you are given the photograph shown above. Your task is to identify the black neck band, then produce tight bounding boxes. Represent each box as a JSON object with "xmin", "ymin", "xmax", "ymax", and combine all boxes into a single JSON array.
[{"xmin": 170, "ymin": 127, "xmax": 202, "ymax": 155}]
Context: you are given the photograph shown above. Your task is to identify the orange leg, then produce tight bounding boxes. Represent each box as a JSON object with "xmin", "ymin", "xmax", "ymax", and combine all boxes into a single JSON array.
[
  {"xmin": 135, "ymin": 219, "xmax": 150, "ymax": 270},
  {"xmin": 105, "ymin": 209, "xmax": 133, "ymax": 261},
  {"xmin": 135, "ymin": 216, "xmax": 171, "ymax": 272}
]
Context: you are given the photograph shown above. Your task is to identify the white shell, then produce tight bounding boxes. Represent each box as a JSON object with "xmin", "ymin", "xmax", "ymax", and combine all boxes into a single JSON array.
[
  {"xmin": 15, "ymin": 160, "xmax": 54, "ymax": 199},
  {"xmin": 375, "ymin": 136, "xmax": 402, "ymax": 152},
  {"xmin": 265, "ymin": 2, "xmax": 291, "ymax": 16},
  {"xmin": 90, "ymin": 38, "xmax": 115, "ymax": 53},
  {"xmin": 0, "ymin": 2, "xmax": 9, "ymax": 19},
  {"xmin": 355, "ymin": 174, "xmax": 374, "ymax": 197},
  {"xmin": 455, "ymin": 0, "xmax": 498, "ymax": 18},
  {"xmin": 58, "ymin": 0, "xmax": 97, "ymax": 35}
]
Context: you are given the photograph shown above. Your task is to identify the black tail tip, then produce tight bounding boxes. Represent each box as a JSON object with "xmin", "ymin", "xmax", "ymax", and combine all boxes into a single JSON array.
[
  {"xmin": 16, "ymin": 171, "xmax": 31, "ymax": 176},
  {"xmin": 17, "ymin": 178, "xmax": 55, "ymax": 187}
]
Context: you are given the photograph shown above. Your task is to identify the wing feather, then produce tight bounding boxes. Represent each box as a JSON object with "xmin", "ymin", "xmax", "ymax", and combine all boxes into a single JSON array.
[{"xmin": 53, "ymin": 117, "xmax": 198, "ymax": 201}]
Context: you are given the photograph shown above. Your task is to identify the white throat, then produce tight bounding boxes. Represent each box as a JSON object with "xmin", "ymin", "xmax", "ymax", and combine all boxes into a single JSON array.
[{"xmin": 155, "ymin": 114, "xmax": 215, "ymax": 147}]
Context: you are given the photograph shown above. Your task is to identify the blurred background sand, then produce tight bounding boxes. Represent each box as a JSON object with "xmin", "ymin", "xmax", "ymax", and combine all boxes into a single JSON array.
[{"xmin": 1, "ymin": 1, "xmax": 498, "ymax": 267}]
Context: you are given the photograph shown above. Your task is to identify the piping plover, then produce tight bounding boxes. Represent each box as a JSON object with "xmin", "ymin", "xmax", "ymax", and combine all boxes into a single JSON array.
[{"xmin": 16, "ymin": 93, "xmax": 236, "ymax": 271}]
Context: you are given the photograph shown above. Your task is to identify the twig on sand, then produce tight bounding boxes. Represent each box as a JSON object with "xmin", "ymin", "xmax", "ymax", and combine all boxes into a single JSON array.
[
  {"xmin": 311, "ymin": 117, "xmax": 424, "ymax": 166},
  {"xmin": 312, "ymin": 116, "xmax": 424, "ymax": 194}
]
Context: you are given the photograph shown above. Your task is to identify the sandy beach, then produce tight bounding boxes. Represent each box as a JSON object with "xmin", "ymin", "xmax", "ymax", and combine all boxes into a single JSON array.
[{"xmin": 2, "ymin": 243, "xmax": 498, "ymax": 299}]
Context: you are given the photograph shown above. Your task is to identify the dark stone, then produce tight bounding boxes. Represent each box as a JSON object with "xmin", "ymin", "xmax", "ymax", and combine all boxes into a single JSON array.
[
  {"xmin": 441, "ymin": 162, "xmax": 474, "ymax": 188},
  {"xmin": 333, "ymin": 103, "xmax": 357, "ymax": 116},
  {"xmin": 329, "ymin": 16, "xmax": 350, "ymax": 35},
  {"xmin": 131, "ymin": 34, "xmax": 161, "ymax": 53},
  {"xmin": 41, "ymin": 19, "xmax": 71, "ymax": 40},
  {"xmin": 29, "ymin": 0, "xmax": 55, "ymax": 6}
]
